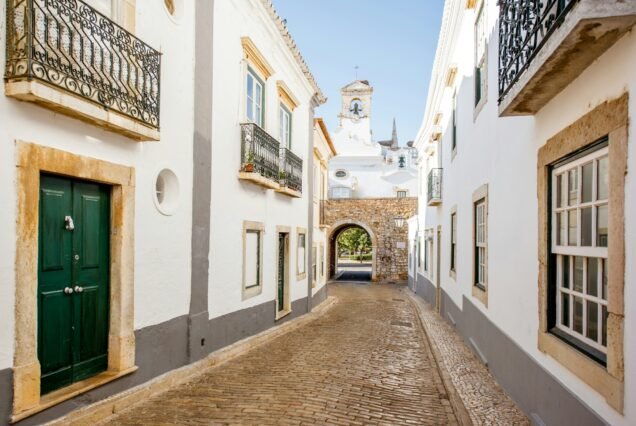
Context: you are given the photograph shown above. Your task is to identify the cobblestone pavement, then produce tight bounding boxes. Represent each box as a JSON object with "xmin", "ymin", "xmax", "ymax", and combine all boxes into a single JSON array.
[
  {"xmin": 405, "ymin": 289, "xmax": 530, "ymax": 426},
  {"xmin": 106, "ymin": 283, "xmax": 461, "ymax": 425}
]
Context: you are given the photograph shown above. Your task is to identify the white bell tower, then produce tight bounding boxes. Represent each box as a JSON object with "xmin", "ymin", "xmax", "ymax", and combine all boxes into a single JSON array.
[{"xmin": 339, "ymin": 80, "xmax": 373, "ymax": 127}]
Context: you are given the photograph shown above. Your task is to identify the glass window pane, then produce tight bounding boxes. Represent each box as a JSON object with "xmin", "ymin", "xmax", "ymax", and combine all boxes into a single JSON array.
[
  {"xmin": 580, "ymin": 207, "xmax": 592, "ymax": 246},
  {"xmin": 573, "ymin": 297, "xmax": 583, "ymax": 334},
  {"xmin": 568, "ymin": 210, "xmax": 577, "ymax": 246},
  {"xmin": 602, "ymin": 259, "xmax": 607, "ymax": 300},
  {"xmin": 587, "ymin": 258, "xmax": 598, "ymax": 297},
  {"xmin": 586, "ymin": 301, "xmax": 598, "ymax": 341},
  {"xmin": 556, "ymin": 212, "xmax": 564, "ymax": 245},
  {"xmin": 561, "ymin": 293, "xmax": 570, "ymax": 327},
  {"xmin": 602, "ymin": 306, "xmax": 607, "ymax": 347},
  {"xmin": 562, "ymin": 256, "xmax": 570, "ymax": 289},
  {"xmin": 568, "ymin": 169, "xmax": 578, "ymax": 206},
  {"xmin": 597, "ymin": 156, "xmax": 609, "ymax": 201},
  {"xmin": 245, "ymin": 231, "xmax": 260, "ymax": 288},
  {"xmin": 581, "ymin": 162, "xmax": 593, "ymax": 203},
  {"xmin": 556, "ymin": 174, "xmax": 562, "ymax": 208},
  {"xmin": 574, "ymin": 256, "xmax": 583, "ymax": 293},
  {"xmin": 597, "ymin": 205, "xmax": 608, "ymax": 247}
]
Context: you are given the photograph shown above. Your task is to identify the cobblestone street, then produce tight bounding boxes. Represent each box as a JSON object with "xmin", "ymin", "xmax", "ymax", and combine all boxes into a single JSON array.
[{"xmin": 102, "ymin": 283, "xmax": 526, "ymax": 425}]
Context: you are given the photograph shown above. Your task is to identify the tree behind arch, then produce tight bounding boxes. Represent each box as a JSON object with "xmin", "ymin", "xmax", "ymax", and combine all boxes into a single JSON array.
[{"xmin": 337, "ymin": 227, "xmax": 372, "ymax": 262}]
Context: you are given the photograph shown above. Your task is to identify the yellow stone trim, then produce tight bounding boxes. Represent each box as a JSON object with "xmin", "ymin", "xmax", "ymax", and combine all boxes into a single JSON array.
[
  {"xmin": 241, "ymin": 36, "xmax": 274, "ymax": 80},
  {"xmin": 120, "ymin": 0, "xmax": 136, "ymax": 33},
  {"xmin": 445, "ymin": 66, "xmax": 458, "ymax": 87},
  {"xmin": 466, "ymin": 0, "xmax": 477, "ymax": 9},
  {"xmin": 5, "ymin": 80, "xmax": 159, "ymax": 141},
  {"xmin": 537, "ymin": 94, "xmax": 627, "ymax": 413},
  {"xmin": 12, "ymin": 141, "xmax": 136, "ymax": 421},
  {"xmin": 242, "ymin": 221, "xmax": 265, "ymax": 300},
  {"xmin": 296, "ymin": 227, "xmax": 307, "ymax": 280},
  {"xmin": 277, "ymin": 81, "xmax": 299, "ymax": 110}
]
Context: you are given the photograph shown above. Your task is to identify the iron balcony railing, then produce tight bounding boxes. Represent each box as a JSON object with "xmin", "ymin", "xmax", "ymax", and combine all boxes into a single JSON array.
[
  {"xmin": 498, "ymin": 0, "xmax": 579, "ymax": 103},
  {"xmin": 427, "ymin": 168, "xmax": 442, "ymax": 205},
  {"xmin": 5, "ymin": 0, "xmax": 161, "ymax": 128},
  {"xmin": 240, "ymin": 122, "xmax": 280, "ymax": 182},
  {"xmin": 279, "ymin": 147, "xmax": 303, "ymax": 193}
]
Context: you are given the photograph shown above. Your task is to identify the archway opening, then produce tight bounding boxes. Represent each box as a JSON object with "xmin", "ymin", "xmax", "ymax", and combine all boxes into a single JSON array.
[{"xmin": 330, "ymin": 225, "xmax": 372, "ymax": 282}]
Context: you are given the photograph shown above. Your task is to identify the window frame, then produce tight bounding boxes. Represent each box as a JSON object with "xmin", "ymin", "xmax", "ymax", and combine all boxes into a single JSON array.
[
  {"xmin": 279, "ymin": 103, "xmax": 292, "ymax": 149},
  {"xmin": 471, "ymin": 184, "xmax": 488, "ymax": 306},
  {"xmin": 246, "ymin": 67, "xmax": 265, "ymax": 128},
  {"xmin": 242, "ymin": 221, "xmax": 265, "ymax": 300},
  {"xmin": 549, "ymin": 140, "xmax": 609, "ymax": 363},
  {"xmin": 297, "ymin": 228, "xmax": 307, "ymax": 280},
  {"xmin": 474, "ymin": 1, "xmax": 487, "ymax": 113},
  {"xmin": 396, "ymin": 190, "xmax": 408, "ymax": 199},
  {"xmin": 311, "ymin": 244, "xmax": 317, "ymax": 288},
  {"xmin": 450, "ymin": 211, "xmax": 457, "ymax": 274}
]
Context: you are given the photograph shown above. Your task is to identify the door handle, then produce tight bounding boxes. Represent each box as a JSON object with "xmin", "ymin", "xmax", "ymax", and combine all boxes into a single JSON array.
[
  {"xmin": 74, "ymin": 286, "xmax": 84, "ymax": 293},
  {"xmin": 64, "ymin": 287, "xmax": 74, "ymax": 294},
  {"xmin": 64, "ymin": 215, "xmax": 75, "ymax": 231}
]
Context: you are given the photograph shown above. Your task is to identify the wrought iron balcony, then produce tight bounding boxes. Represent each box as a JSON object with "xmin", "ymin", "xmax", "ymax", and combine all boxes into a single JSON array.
[
  {"xmin": 498, "ymin": 0, "xmax": 636, "ymax": 116},
  {"xmin": 240, "ymin": 123, "xmax": 280, "ymax": 189},
  {"xmin": 427, "ymin": 168, "xmax": 442, "ymax": 206},
  {"xmin": 278, "ymin": 147, "xmax": 303, "ymax": 196},
  {"xmin": 5, "ymin": 0, "xmax": 161, "ymax": 139}
]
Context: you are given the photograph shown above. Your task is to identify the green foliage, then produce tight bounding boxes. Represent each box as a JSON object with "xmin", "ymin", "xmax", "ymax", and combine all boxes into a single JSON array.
[{"xmin": 337, "ymin": 227, "xmax": 372, "ymax": 261}]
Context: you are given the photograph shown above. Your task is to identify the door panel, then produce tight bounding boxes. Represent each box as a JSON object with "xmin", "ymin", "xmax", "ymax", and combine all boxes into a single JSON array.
[
  {"xmin": 277, "ymin": 233, "xmax": 286, "ymax": 312},
  {"xmin": 38, "ymin": 175, "xmax": 110, "ymax": 394}
]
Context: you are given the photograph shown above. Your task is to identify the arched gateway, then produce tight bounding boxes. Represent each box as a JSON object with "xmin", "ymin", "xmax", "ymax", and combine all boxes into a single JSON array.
[
  {"xmin": 329, "ymin": 220, "xmax": 378, "ymax": 281},
  {"xmin": 322, "ymin": 198, "xmax": 417, "ymax": 282}
]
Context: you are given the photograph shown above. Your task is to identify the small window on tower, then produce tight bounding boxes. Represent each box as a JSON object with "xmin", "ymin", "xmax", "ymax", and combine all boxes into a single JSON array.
[{"xmin": 335, "ymin": 170, "xmax": 348, "ymax": 178}]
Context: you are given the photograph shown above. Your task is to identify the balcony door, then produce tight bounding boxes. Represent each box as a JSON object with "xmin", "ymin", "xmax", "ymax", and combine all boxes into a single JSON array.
[{"xmin": 38, "ymin": 175, "xmax": 110, "ymax": 394}]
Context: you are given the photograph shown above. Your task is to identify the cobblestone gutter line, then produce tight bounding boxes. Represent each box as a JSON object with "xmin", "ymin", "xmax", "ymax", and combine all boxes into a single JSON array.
[
  {"xmin": 46, "ymin": 297, "xmax": 338, "ymax": 426},
  {"xmin": 404, "ymin": 289, "xmax": 530, "ymax": 426}
]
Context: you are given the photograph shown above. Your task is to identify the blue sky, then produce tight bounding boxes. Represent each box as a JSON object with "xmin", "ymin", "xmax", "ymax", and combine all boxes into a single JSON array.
[{"xmin": 272, "ymin": 0, "xmax": 445, "ymax": 144}]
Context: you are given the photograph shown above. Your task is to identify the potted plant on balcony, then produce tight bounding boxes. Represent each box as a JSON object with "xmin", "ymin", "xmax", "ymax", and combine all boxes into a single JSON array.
[
  {"xmin": 243, "ymin": 150, "xmax": 255, "ymax": 173},
  {"xmin": 279, "ymin": 170, "xmax": 287, "ymax": 184}
]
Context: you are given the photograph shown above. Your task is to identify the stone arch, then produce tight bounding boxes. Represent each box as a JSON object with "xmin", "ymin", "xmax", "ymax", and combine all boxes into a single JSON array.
[{"xmin": 328, "ymin": 220, "xmax": 378, "ymax": 281}]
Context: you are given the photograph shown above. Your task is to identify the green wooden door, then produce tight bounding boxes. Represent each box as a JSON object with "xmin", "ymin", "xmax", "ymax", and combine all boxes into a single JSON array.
[
  {"xmin": 38, "ymin": 175, "xmax": 110, "ymax": 394},
  {"xmin": 277, "ymin": 233, "xmax": 286, "ymax": 312}
]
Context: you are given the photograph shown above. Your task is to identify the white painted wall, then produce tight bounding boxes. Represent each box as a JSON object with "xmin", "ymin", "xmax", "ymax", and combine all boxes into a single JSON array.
[
  {"xmin": 208, "ymin": 0, "xmax": 317, "ymax": 319},
  {"xmin": 413, "ymin": 1, "xmax": 636, "ymax": 424},
  {"xmin": 0, "ymin": 1, "xmax": 195, "ymax": 371}
]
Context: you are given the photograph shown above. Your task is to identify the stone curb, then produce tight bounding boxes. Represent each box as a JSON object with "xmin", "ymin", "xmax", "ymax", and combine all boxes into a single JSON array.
[
  {"xmin": 46, "ymin": 296, "xmax": 339, "ymax": 426},
  {"xmin": 402, "ymin": 288, "xmax": 474, "ymax": 426}
]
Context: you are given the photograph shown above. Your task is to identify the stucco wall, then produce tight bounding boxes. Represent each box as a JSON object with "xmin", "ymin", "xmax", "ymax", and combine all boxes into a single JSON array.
[
  {"xmin": 413, "ymin": 0, "xmax": 636, "ymax": 423},
  {"xmin": 0, "ymin": 0, "xmax": 195, "ymax": 372},
  {"xmin": 207, "ymin": 0, "xmax": 316, "ymax": 320}
]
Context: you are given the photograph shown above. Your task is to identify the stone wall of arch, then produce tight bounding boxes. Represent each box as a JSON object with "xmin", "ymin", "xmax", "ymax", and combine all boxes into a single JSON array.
[{"xmin": 323, "ymin": 198, "xmax": 417, "ymax": 281}]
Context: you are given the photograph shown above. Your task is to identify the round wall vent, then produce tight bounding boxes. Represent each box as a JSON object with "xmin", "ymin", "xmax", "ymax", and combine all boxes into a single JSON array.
[{"xmin": 154, "ymin": 169, "xmax": 180, "ymax": 215}]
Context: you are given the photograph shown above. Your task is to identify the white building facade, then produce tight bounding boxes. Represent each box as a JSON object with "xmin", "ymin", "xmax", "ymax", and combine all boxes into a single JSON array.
[
  {"xmin": 328, "ymin": 80, "xmax": 418, "ymax": 200},
  {"xmin": 410, "ymin": 1, "xmax": 636, "ymax": 425}
]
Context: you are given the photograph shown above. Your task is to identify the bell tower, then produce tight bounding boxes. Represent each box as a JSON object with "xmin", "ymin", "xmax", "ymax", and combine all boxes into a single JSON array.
[{"xmin": 339, "ymin": 80, "xmax": 373, "ymax": 126}]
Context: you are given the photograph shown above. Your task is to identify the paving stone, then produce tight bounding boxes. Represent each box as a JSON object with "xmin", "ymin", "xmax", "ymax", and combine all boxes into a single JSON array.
[
  {"xmin": 406, "ymin": 289, "xmax": 530, "ymax": 426},
  {"xmin": 103, "ymin": 284, "xmax": 459, "ymax": 425}
]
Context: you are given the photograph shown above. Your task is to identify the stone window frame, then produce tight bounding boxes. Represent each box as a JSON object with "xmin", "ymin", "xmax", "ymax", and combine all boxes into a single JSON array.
[
  {"xmin": 471, "ymin": 184, "xmax": 488, "ymax": 307},
  {"xmin": 451, "ymin": 91, "xmax": 458, "ymax": 160},
  {"xmin": 320, "ymin": 242, "xmax": 325, "ymax": 283},
  {"xmin": 296, "ymin": 227, "xmax": 307, "ymax": 280},
  {"xmin": 449, "ymin": 205, "xmax": 458, "ymax": 280},
  {"xmin": 242, "ymin": 221, "xmax": 265, "ymax": 300},
  {"xmin": 275, "ymin": 225, "xmax": 292, "ymax": 320},
  {"xmin": 473, "ymin": 0, "xmax": 488, "ymax": 120},
  {"xmin": 537, "ymin": 94, "xmax": 627, "ymax": 413},
  {"xmin": 241, "ymin": 37, "xmax": 274, "ymax": 129},
  {"xmin": 311, "ymin": 243, "xmax": 318, "ymax": 288},
  {"xmin": 12, "ymin": 142, "xmax": 137, "ymax": 423}
]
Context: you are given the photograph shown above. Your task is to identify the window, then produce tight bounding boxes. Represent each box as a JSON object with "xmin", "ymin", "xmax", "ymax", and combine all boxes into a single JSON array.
[
  {"xmin": 450, "ymin": 212, "xmax": 457, "ymax": 272},
  {"xmin": 312, "ymin": 245, "xmax": 317, "ymax": 287},
  {"xmin": 474, "ymin": 2, "xmax": 487, "ymax": 108},
  {"xmin": 297, "ymin": 231, "xmax": 306, "ymax": 278},
  {"xmin": 397, "ymin": 190, "xmax": 407, "ymax": 199},
  {"xmin": 551, "ymin": 142, "xmax": 609, "ymax": 361},
  {"xmin": 279, "ymin": 104, "xmax": 292, "ymax": 149},
  {"xmin": 335, "ymin": 170, "xmax": 347, "ymax": 178},
  {"xmin": 331, "ymin": 187, "xmax": 352, "ymax": 199},
  {"xmin": 417, "ymin": 238, "xmax": 422, "ymax": 270},
  {"xmin": 451, "ymin": 92, "xmax": 457, "ymax": 152},
  {"xmin": 320, "ymin": 243, "xmax": 325, "ymax": 280},
  {"xmin": 424, "ymin": 232, "xmax": 430, "ymax": 273},
  {"xmin": 246, "ymin": 68, "xmax": 264, "ymax": 127},
  {"xmin": 243, "ymin": 222, "xmax": 264, "ymax": 299},
  {"xmin": 86, "ymin": 0, "xmax": 114, "ymax": 17},
  {"xmin": 474, "ymin": 199, "xmax": 487, "ymax": 290}
]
